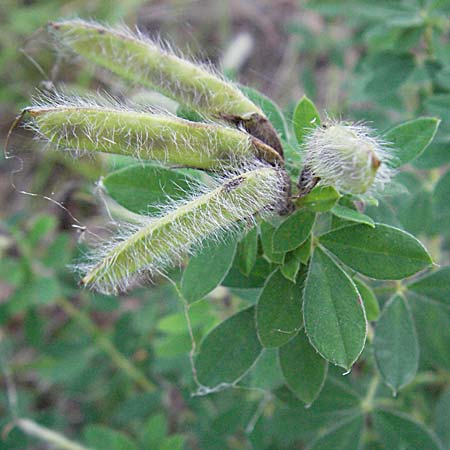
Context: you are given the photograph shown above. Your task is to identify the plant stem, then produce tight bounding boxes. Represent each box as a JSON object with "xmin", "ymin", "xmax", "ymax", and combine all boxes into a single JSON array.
[
  {"xmin": 57, "ymin": 296, "xmax": 155, "ymax": 392},
  {"xmin": 16, "ymin": 419, "xmax": 92, "ymax": 450},
  {"xmin": 360, "ymin": 375, "xmax": 379, "ymax": 413}
]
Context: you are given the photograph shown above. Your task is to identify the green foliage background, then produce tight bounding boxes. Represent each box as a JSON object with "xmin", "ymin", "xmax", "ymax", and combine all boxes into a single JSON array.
[{"xmin": 0, "ymin": 1, "xmax": 449, "ymax": 449}]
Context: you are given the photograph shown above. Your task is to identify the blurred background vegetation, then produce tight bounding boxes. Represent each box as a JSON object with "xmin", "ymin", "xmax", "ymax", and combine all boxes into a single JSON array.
[{"xmin": 0, "ymin": 1, "xmax": 449, "ymax": 449}]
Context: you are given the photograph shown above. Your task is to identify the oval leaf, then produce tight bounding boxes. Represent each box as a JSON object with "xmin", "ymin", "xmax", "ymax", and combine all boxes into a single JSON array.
[
  {"xmin": 297, "ymin": 186, "xmax": 341, "ymax": 212},
  {"xmin": 181, "ymin": 238, "xmax": 237, "ymax": 303},
  {"xmin": 374, "ymin": 294, "xmax": 419, "ymax": 393},
  {"xmin": 319, "ymin": 223, "xmax": 432, "ymax": 280},
  {"xmin": 84, "ymin": 425, "xmax": 138, "ymax": 450},
  {"xmin": 293, "ymin": 95, "xmax": 321, "ymax": 144},
  {"xmin": 303, "ymin": 248, "xmax": 367, "ymax": 370},
  {"xmin": 237, "ymin": 227, "xmax": 258, "ymax": 276},
  {"xmin": 256, "ymin": 269, "xmax": 304, "ymax": 347},
  {"xmin": 307, "ymin": 415, "xmax": 364, "ymax": 450},
  {"xmin": 260, "ymin": 221, "xmax": 285, "ymax": 264},
  {"xmin": 103, "ymin": 164, "xmax": 198, "ymax": 214},
  {"xmin": 196, "ymin": 306, "xmax": 262, "ymax": 386},
  {"xmin": 383, "ymin": 117, "xmax": 440, "ymax": 168},
  {"xmin": 373, "ymin": 409, "xmax": 444, "ymax": 450},
  {"xmin": 407, "ymin": 267, "xmax": 450, "ymax": 308},
  {"xmin": 354, "ymin": 278, "xmax": 380, "ymax": 321},
  {"xmin": 279, "ymin": 329, "xmax": 328, "ymax": 405},
  {"xmin": 272, "ymin": 209, "xmax": 315, "ymax": 253},
  {"xmin": 331, "ymin": 204, "xmax": 375, "ymax": 227}
]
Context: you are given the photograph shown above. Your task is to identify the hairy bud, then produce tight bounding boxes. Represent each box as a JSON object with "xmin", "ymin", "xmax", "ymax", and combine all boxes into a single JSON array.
[
  {"xmin": 47, "ymin": 19, "xmax": 283, "ymax": 157},
  {"xmin": 26, "ymin": 94, "xmax": 281, "ymax": 169},
  {"xmin": 299, "ymin": 121, "xmax": 393, "ymax": 195},
  {"xmin": 80, "ymin": 166, "xmax": 289, "ymax": 294}
]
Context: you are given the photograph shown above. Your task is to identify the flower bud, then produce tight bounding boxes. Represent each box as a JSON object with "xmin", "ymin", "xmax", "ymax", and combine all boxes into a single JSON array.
[{"xmin": 299, "ymin": 121, "xmax": 392, "ymax": 195}]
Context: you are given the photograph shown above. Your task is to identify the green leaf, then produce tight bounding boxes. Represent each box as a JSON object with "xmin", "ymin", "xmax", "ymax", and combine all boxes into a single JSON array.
[
  {"xmin": 354, "ymin": 278, "xmax": 380, "ymax": 321},
  {"xmin": 297, "ymin": 235, "xmax": 312, "ymax": 264},
  {"xmin": 240, "ymin": 85, "xmax": 288, "ymax": 140},
  {"xmin": 239, "ymin": 348, "xmax": 284, "ymax": 390},
  {"xmin": 298, "ymin": 186, "xmax": 341, "ymax": 212},
  {"xmin": 27, "ymin": 214, "xmax": 57, "ymax": 247},
  {"xmin": 260, "ymin": 221, "xmax": 284, "ymax": 264},
  {"xmin": 409, "ymin": 296, "xmax": 450, "ymax": 371},
  {"xmin": 103, "ymin": 164, "xmax": 198, "ymax": 214},
  {"xmin": 293, "ymin": 95, "xmax": 321, "ymax": 144},
  {"xmin": 307, "ymin": 415, "xmax": 364, "ymax": 450},
  {"xmin": 237, "ymin": 227, "xmax": 258, "ymax": 276},
  {"xmin": 181, "ymin": 238, "xmax": 237, "ymax": 303},
  {"xmin": 364, "ymin": 52, "xmax": 415, "ymax": 100},
  {"xmin": 256, "ymin": 269, "xmax": 303, "ymax": 347},
  {"xmin": 407, "ymin": 267, "xmax": 450, "ymax": 308},
  {"xmin": 319, "ymin": 223, "xmax": 432, "ymax": 280},
  {"xmin": 222, "ymin": 256, "xmax": 271, "ymax": 289},
  {"xmin": 374, "ymin": 294, "xmax": 418, "ymax": 393},
  {"xmin": 272, "ymin": 209, "xmax": 315, "ymax": 253},
  {"xmin": 8, "ymin": 276, "xmax": 61, "ymax": 314},
  {"xmin": 196, "ymin": 306, "xmax": 262, "ymax": 386},
  {"xmin": 373, "ymin": 409, "xmax": 444, "ymax": 450},
  {"xmin": 281, "ymin": 251, "xmax": 302, "ymax": 282},
  {"xmin": 303, "ymin": 248, "xmax": 367, "ymax": 369},
  {"xmin": 139, "ymin": 414, "xmax": 168, "ymax": 449},
  {"xmin": 331, "ymin": 204, "xmax": 375, "ymax": 227},
  {"xmin": 383, "ymin": 117, "xmax": 440, "ymax": 167},
  {"xmin": 159, "ymin": 435, "xmax": 185, "ymax": 450},
  {"xmin": 84, "ymin": 425, "xmax": 139, "ymax": 450},
  {"xmin": 279, "ymin": 329, "xmax": 328, "ymax": 405}
]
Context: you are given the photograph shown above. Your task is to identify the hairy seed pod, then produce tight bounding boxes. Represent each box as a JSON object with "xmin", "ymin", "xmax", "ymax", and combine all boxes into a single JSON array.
[
  {"xmin": 80, "ymin": 166, "xmax": 288, "ymax": 294},
  {"xmin": 47, "ymin": 20, "xmax": 284, "ymax": 157},
  {"xmin": 299, "ymin": 121, "xmax": 393, "ymax": 195},
  {"xmin": 26, "ymin": 96, "xmax": 281, "ymax": 168}
]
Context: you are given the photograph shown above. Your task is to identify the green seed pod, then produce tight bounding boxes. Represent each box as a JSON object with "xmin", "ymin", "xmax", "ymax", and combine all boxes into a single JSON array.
[
  {"xmin": 27, "ymin": 95, "xmax": 281, "ymax": 169},
  {"xmin": 47, "ymin": 20, "xmax": 284, "ymax": 157},
  {"xmin": 299, "ymin": 121, "xmax": 392, "ymax": 195},
  {"xmin": 80, "ymin": 166, "xmax": 288, "ymax": 294}
]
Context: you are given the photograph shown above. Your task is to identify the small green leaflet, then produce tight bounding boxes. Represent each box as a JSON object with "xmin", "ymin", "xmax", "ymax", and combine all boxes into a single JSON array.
[
  {"xmin": 354, "ymin": 278, "xmax": 380, "ymax": 321},
  {"xmin": 260, "ymin": 221, "xmax": 284, "ymax": 264},
  {"xmin": 279, "ymin": 329, "xmax": 328, "ymax": 405},
  {"xmin": 238, "ymin": 348, "xmax": 284, "ymax": 391},
  {"xmin": 331, "ymin": 204, "xmax": 375, "ymax": 227},
  {"xmin": 383, "ymin": 117, "xmax": 440, "ymax": 168},
  {"xmin": 83, "ymin": 425, "xmax": 139, "ymax": 450},
  {"xmin": 303, "ymin": 248, "xmax": 367, "ymax": 370},
  {"xmin": 237, "ymin": 227, "xmax": 258, "ymax": 276},
  {"xmin": 180, "ymin": 238, "xmax": 237, "ymax": 303},
  {"xmin": 272, "ymin": 208, "xmax": 315, "ymax": 253},
  {"xmin": 373, "ymin": 294, "xmax": 419, "ymax": 393},
  {"xmin": 306, "ymin": 414, "xmax": 364, "ymax": 450},
  {"xmin": 297, "ymin": 186, "xmax": 341, "ymax": 212},
  {"xmin": 373, "ymin": 409, "xmax": 444, "ymax": 450},
  {"xmin": 195, "ymin": 306, "xmax": 262, "ymax": 386},
  {"xmin": 293, "ymin": 95, "xmax": 321, "ymax": 144},
  {"xmin": 256, "ymin": 269, "xmax": 303, "ymax": 347},
  {"xmin": 319, "ymin": 223, "xmax": 432, "ymax": 279},
  {"xmin": 407, "ymin": 267, "xmax": 450, "ymax": 308}
]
